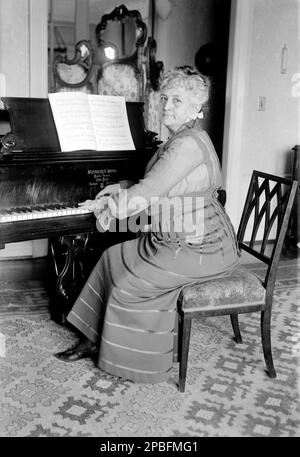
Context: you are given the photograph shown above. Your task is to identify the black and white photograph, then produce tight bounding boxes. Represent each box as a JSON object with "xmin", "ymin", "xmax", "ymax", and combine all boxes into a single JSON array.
[{"xmin": 0, "ymin": 0, "xmax": 299, "ymax": 444}]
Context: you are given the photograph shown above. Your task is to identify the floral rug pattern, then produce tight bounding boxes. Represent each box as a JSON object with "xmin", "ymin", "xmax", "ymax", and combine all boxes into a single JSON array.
[{"xmin": 0, "ymin": 264, "xmax": 299, "ymax": 437}]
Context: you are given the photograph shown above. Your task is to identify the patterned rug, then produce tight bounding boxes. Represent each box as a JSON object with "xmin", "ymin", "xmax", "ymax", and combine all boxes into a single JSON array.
[{"xmin": 0, "ymin": 261, "xmax": 299, "ymax": 437}]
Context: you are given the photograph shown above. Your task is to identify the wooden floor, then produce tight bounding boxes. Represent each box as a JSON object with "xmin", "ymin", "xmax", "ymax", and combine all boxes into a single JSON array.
[
  {"xmin": 0, "ymin": 256, "xmax": 48, "ymax": 283},
  {"xmin": 0, "ymin": 243, "xmax": 298, "ymax": 285}
]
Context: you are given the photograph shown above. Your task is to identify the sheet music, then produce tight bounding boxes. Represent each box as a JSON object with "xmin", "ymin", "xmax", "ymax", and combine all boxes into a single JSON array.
[
  {"xmin": 48, "ymin": 92, "xmax": 135, "ymax": 152},
  {"xmin": 88, "ymin": 95, "xmax": 135, "ymax": 151},
  {"xmin": 48, "ymin": 92, "xmax": 97, "ymax": 152}
]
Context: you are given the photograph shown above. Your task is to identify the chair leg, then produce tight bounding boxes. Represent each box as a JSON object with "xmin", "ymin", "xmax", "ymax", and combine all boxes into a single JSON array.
[
  {"xmin": 230, "ymin": 314, "xmax": 243, "ymax": 343},
  {"xmin": 261, "ymin": 309, "xmax": 276, "ymax": 378},
  {"xmin": 178, "ymin": 312, "xmax": 192, "ymax": 393}
]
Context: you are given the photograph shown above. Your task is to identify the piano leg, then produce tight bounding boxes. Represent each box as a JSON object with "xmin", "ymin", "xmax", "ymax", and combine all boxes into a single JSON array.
[
  {"xmin": 48, "ymin": 231, "xmax": 136, "ymax": 325},
  {"xmin": 48, "ymin": 234, "xmax": 92, "ymax": 325}
]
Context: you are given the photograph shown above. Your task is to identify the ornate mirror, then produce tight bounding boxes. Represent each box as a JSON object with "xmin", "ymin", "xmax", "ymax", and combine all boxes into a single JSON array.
[
  {"xmin": 95, "ymin": 4, "xmax": 147, "ymax": 62},
  {"xmin": 50, "ymin": 3, "xmax": 159, "ymax": 103},
  {"xmin": 95, "ymin": 4, "xmax": 147, "ymax": 102}
]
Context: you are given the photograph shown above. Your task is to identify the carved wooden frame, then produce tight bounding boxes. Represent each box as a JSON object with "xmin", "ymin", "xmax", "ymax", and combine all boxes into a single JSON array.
[
  {"xmin": 52, "ymin": 39, "xmax": 94, "ymax": 92},
  {"xmin": 95, "ymin": 4, "xmax": 147, "ymax": 101}
]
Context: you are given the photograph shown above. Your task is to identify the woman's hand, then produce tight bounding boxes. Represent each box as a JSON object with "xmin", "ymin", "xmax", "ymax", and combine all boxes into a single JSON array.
[
  {"xmin": 78, "ymin": 197, "xmax": 107, "ymax": 212},
  {"xmin": 95, "ymin": 180, "xmax": 135, "ymax": 199},
  {"xmin": 78, "ymin": 196, "xmax": 113, "ymax": 232},
  {"xmin": 95, "ymin": 206, "xmax": 114, "ymax": 232},
  {"xmin": 78, "ymin": 199, "xmax": 97, "ymax": 211},
  {"xmin": 95, "ymin": 183, "xmax": 121, "ymax": 199}
]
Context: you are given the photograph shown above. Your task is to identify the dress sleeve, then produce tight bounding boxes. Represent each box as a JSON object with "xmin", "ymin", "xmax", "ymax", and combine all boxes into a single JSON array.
[{"xmin": 109, "ymin": 135, "xmax": 205, "ymax": 219}]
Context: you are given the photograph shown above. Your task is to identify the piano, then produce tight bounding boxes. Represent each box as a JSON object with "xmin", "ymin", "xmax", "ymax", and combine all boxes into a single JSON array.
[{"xmin": 0, "ymin": 97, "xmax": 158, "ymax": 323}]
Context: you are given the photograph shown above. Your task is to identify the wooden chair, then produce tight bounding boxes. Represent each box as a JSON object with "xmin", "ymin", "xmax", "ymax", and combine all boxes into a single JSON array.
[
  {"xmin": 177, "ymin": 170, "xmax": 298, "ymax": 392},
  {"xmin": 52, "ymin": 40, "xmax": 95, "ymax": 93}
]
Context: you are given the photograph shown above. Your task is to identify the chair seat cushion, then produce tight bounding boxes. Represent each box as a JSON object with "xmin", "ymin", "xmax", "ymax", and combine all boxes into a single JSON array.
[{"xmin": 179, "ymin": 269, "xmax": 265, "ymax": 312}]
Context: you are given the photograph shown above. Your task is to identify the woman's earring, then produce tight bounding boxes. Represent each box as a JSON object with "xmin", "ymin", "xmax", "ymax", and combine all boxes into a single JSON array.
[{"xmin": 197, "ymin": 109, "xmax": 204, "ymax": 119}]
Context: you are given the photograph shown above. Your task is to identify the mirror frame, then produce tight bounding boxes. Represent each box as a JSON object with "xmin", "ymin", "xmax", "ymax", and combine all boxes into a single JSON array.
[{"xmin": 95, "ymin": 4, "xmax": 147, "ymax": 65}]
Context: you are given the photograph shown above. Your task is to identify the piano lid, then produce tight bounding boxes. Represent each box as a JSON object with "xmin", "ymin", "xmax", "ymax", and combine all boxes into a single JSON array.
[
  {"xmin": 1, "ymin": 97, "xmax": 60, "ymax": 153},
  {"xmin": 0, "ymin": 97, "xmax": 149, "ymax": 157}
]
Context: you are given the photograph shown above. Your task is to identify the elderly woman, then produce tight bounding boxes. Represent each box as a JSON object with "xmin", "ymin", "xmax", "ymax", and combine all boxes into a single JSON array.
[{"xmin": 55, "ymin": 66, "xmax": 241, "ymax": 383}]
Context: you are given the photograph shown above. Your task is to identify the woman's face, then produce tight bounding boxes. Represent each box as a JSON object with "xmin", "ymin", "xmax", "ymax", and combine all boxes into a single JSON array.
[{"xmin": 160, "ymin": 85, "xmax": 197, "ymax": 133}]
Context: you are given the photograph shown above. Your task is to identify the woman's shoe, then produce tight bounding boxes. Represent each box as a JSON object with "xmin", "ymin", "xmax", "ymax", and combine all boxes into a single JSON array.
[{"xmin": 54, "ymin": 339, "xmax": 98, "ymax": 362}]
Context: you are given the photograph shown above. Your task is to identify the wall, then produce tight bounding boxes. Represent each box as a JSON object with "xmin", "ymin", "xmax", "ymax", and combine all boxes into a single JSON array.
[
  {"xmin": 155, "ymin": 0, "xmax": 231, "ymax": 157},
  {"xmin": 0, "ymin": 0, "xmax": 48, "ymax": 97},
  {"xmin": 223, "ymin": 0, "xmax": 300, "ymax": 231},
  {"xmin": 156, "ymin": 0, "xmax": 215, "ymax": 69},
  {"xmin": 243, "ymin": 0, "xmax": 300, "ymax": 177},
  {"xmin": 0, "ymin": 0, "xmax": 48, "ymax": 259},
  {"xmin": 0, "ymin": 0, "xmax": 30, "ymax": 97}
]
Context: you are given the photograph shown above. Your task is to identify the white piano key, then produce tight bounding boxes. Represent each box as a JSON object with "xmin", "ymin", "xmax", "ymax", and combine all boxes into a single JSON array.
[
  {"xmin": 31, "ymin": 213, "xmax": 43, "ymax": 219},
  {"xmin": 0, "ymin": 205, "xmax": 93, "ymax": 223},
  {"xmin": 65, "ymin": 209, "xmax": 74, "ymax": 215}
]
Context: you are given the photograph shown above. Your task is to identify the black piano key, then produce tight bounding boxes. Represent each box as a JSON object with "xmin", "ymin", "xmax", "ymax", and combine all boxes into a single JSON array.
[
  {"xmin": 44, "ymin": 204, "xmax": 59, "ymax": 210},
  {"xmin": 16, "ymin": 206, "xmax": 32, "ymax": 213},
  {"xmin": 48, "ymin": 203, "xmax": 67, "ymax": 209},
  {"xmin": 32, "ymin": 205, "xmax": 49, "ymax": 211},
  {"xmin": 5, "ymin": 207, "xmax": 22, "ymax": 213}
]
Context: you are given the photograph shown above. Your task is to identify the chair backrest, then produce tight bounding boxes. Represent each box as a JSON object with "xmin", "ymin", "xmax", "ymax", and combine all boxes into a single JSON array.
[
  {"xmin": 52, "ymin": 40, "xmax": 94, "ymax": 93},
  {"xmin": 237, "ymin": 170, "xmax": 298, "ymax": 292},
  {"xmin": 96, "ymin": 63, "xmax": 140, "ymax": 101}
]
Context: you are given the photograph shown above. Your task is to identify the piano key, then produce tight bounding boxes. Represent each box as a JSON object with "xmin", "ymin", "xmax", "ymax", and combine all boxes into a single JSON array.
[
  {"xmin": 0, "ymin": 209, "xmax": 11, "ymax": 216},
  {"xmin": 0, "ymin": 205, "xmax": 92, "ymax": 223}
]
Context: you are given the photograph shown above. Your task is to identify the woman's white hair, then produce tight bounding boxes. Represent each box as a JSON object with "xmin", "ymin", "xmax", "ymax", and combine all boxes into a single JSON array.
[{"xmin": 160, "ymin": 66, "xmax": 210, "ymax": 107}]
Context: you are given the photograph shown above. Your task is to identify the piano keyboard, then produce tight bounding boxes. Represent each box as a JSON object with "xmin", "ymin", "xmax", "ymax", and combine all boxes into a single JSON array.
[{"xmin": 0, "ymin": 203, "xmax": 92, "ymax": 223}]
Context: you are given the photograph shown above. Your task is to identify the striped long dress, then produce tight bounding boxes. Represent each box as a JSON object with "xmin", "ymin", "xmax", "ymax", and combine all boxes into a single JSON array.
[{"xmin": 67, "ymin": 120, "xmax": 241, "ymax": 383}]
